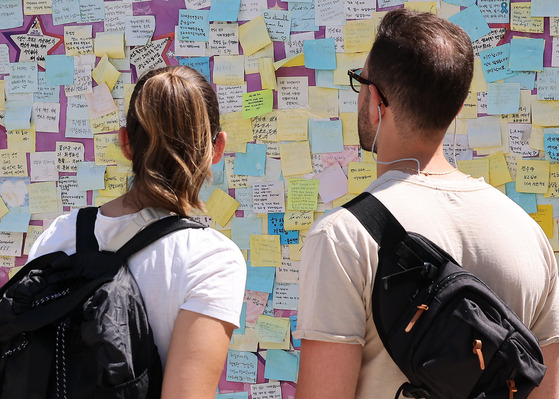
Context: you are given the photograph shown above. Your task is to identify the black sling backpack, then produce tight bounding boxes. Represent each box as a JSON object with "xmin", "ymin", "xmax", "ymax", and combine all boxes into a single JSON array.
[
  {"xmin": 0, "ymin": 207, "xmax": 204, "ymax": 399},
  {"xmin": 343, "ymin": 192, "xmax": 546, "ymax": 399}
]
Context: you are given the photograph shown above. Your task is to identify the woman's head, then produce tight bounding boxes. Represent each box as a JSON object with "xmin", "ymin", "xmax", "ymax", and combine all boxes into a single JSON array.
[{"xmin": 125, "ymin": 65, "xmax": 221, "ymax": 216}]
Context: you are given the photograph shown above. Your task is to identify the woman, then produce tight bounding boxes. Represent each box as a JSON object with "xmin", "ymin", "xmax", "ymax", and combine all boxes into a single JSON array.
[{"xmin": 28, "ymin": 65, "xmax": 246, "ymax": 398}]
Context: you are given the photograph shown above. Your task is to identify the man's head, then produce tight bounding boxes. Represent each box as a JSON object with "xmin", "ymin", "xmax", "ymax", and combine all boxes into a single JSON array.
[{"xmin": 365, "ymin": 8, "xmax": 474, "ymax": 139}]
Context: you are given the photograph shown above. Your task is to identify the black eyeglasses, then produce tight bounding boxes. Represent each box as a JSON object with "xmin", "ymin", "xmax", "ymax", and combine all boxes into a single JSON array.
[{"xmin": 348, "ymin": 68, "xmax": 389, "ymax": 106}]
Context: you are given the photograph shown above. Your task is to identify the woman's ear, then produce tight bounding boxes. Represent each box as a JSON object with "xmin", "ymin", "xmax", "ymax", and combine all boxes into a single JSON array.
[
  {"xmin": 118, "ymin": 127, "xmax": 133, "ymax": 160},
  {"xmin": 212, "ymin": 131, "xmax": 227, "ymax": 164}
]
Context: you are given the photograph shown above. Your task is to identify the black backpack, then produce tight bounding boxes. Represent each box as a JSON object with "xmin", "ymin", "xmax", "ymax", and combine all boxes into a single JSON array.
[
  {"xmin": 343, "ymin": 192, "xmax": 546, "ymax": 399},
  {"xmin": 0, "ymin": 207, "xmax": 204, "ymax": 399}
]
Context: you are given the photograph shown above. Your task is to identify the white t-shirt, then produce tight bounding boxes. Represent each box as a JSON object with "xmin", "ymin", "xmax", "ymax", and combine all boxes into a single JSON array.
[
  {"xmin": 28, "ymin": 209, "xmax": 247, "ymax": 367},
  {"xmin": 294, "ymin": 171, "xmax": 559, "ymax": 398}
]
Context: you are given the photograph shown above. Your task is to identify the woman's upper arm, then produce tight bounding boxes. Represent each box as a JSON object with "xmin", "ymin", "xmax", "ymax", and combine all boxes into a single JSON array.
[{"xmin": 161, "ymin": 309, "xmax": 235, "ymax": 399}]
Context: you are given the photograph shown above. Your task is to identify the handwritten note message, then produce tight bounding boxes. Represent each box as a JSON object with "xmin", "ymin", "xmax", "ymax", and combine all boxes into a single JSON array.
[
  {"xmin": 250, "ymin": 234, "xmax": 281, "ymax": 267},
  {"xmin": 252, "ymin": 181, "xmax": 285, "ymax": 213},
  {"xmin": 226, "ymin": 350, "xmax": 258, "ymax": 383}
]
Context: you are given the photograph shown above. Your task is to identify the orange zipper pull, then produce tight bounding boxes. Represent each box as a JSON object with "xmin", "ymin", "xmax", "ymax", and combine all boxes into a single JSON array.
[
  {"xmin": 507, "ymin": 379, "xmax": 517, "ymax": 399},
  {"xmin": 473, "ymin": 340, "xmax": 485, "ymax": 370},
  {"xmin": 405, "ymin": 304, "xmax": 429, "ymax": 332}
]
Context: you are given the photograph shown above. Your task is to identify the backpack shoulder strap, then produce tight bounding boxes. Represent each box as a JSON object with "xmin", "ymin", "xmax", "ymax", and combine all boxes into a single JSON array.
[
  {"xmin": 115, "ymin": 216, "xmax": 205, "ymax": 259},
  {"xmin": 76, "ymin": 207, "xmax": 101, "ymax": 252},
  {"xmin": 342, "ymin": 192, "xmax": 407, "ymax": 251}
]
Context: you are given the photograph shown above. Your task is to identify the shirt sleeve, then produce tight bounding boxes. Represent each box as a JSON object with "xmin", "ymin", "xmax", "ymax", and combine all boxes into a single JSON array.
[{"xmin": 293, "ymin": 211, "xmax": 377, "ymax": 346}]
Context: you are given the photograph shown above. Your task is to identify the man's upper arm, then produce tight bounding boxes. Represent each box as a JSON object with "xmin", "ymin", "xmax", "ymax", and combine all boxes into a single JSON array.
[
  {"xmin": 530, "ymin": 343, "xmax": 559, "ymax": 399},
  {"xmin": 295, "ymin": 339, "xmax": 363, "ymax": 399}
]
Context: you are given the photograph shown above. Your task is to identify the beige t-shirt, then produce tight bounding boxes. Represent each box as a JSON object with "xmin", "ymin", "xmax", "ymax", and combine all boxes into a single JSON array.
[{"xmin": 294, "ymin": 171, "xmax": 559, "ymax": 398}]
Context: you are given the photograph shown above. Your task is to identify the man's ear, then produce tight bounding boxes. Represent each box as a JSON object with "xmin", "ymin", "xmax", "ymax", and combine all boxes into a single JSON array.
[
  {"xmin": 212, "ymin": 131, "xmax": 227, "ymax": 164},
  {"xmin": 368, "ymin": 84, "xmax": 385, "ymax": 124},
  {"xmin": 118, "ymin": 127, "xmax": 133, "ymax": 160}
]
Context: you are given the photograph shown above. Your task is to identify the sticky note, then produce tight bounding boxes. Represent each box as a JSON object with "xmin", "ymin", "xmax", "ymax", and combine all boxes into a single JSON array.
[
  {"xmin": 316, "ymin": 163, "xmax": 348, "ymax": 203},
  {"xmin": 537, "ymin": 68, "xmax": 559, "ymax": 100},
  {"xmin": 9, "ymin": 62, "xmax": 38, "ymax": 93},
  {"xmin": 98, "ymin": 166, "xmax": 128, "ymax": 197},
  {"xmin": 488, "ymin": 151, "xmax": 512, "ymax": 187},
  {"xmin": 0, "ymin": 0, "xmax": 23, "ymax": 29},
  {"xmin": 277, "ymin": 77, "xmax": 308, "ymax": 109},
  {"xmin": 250, "ymin": 235, "xmax": 281, "ymax": 267},
  {"xmin": 287, "ymin": 178, "xmax": 319, "ymax": 211},
  {"xmin": 545, "ymin": 133, "xmax": 559, "ymax": 161},
  {"xmin": 333, "ymin": 52, "xmax": 368, "ymax": 85},
  {"xmin": 5, "ymin": 100, "xmax": 32, "ymax": 131},
  {"xmin": 277, "ymin": 109, "xmax": 308, "ymax": 141},
  {"xmin": 85, "ymin": 83, "xmax": 118, "ymax": 119},
  {"xmin": 448, "ymin": 5, "xmax": 491, "ymax": 42},
  {"xmin": 308, "ymin": 86, "xmax": 339, "ymax": 118},
  {"xmin": 252, "ymin": 181, "xmax": 286, "ymax": 213},
  {"xmin": 226, "ymin": 351, "xmax": 258, "ymax": 383},
  {"xmin": 234, "ymin": 143, "xmax": 267, "ymax": 176},
  {"xmin": 242, "ymin": 90, "xmax": 273, "ymax": 119},
  {"xmin": 264, "ymin": 350, "xmax": 298, "ymax": 382},
  {"xmin": 479, "ymin": 44, "xmax": 518, "ymax": 83},
  {"xmin": 7, "ymin": 123, "xmax": 36, "ymax": 153},
  {"xmin": 178, "ymin": 9, "xmax": 210, "ymax": 41},
  {"xmin": 246, "ymin": 264, "xmax": 275, "ymax": 293},
  {"xmin": 77, "ymin": 162, "xmax": 106, "ymax": 191},
  {"xmin": 289, "ymin": 2, "xmax": 319, "ymax": 32},
  {"xmin": 251, "ymin": 382, "xmax": 281, "ymax": 399},
  {"xmin": 239, "ymin": 16, "xmax": 272, "ymax": 56},
  {"xmin": 511, "ymin": 2, "xmax": 544, "ymax": 33},
  {"xmin": 303, "ymin": 38, "xmax": 336, "ymax": 70},
  {"xmin": 258, "ymin": 57, "xmax": 277, "ymax": 90},
  {"xmin": 343, "ymin": 19, "xmax": 375, "ymax": 54},
  {"xmin": 284, "ymin": 210, "xmax": 314, "ymax": 231},
  {"xmin": 546, "ymin": 163, "xmax": 559, "ymax": 199},
  {"xmin": 256, "ymin": 315, "xmax": 290, "ymax": 343},
  {"xmin": 94, "ymin": 32, "xmax": 126, "ymax": 59},
  {"xmin": 262, "ymin": 9, "xmax": 292, "ymax": 42},
  {"xmin": 348, "ymin": 162, "xmax": 376, "ymax": 194},
  {"xmin": 531, "ymin": 0, "xmax": 559, "ymax": 17},
  {"xmin": 268, "ymin": 213, "xmax": 298, "ymax": 245},
  {"xmin": 457, "ymin": 158, "xmax": 490, "ymax": 181},
  {"xmin": 213, "ymin": 55, "xmax": 245, "ymax": 85},
  {"xmin": 125, "ymin": 15, "xmax": 155, "ymax": 46},
  {"xmin": 516, "ymin": 159, "xmax": 549, "ymax": 194},
  {"xmin": 529, "ymin": 205, "xmax": 553, "ymax": 238},
  {"xmin": 531, "ymin": 96, "xmax": 559, "ymax": 127},
  {"xmin": 505, "ymin": 182, "xmax": 537, "ymax": 213},
  {"xmin": 209, "ymin": 0, "xmax": 241, "ymax": 22},
  {"xmin": 92, "ymin": 54, "xmax": 120, "ymax": 91},
  {"xmin": 486, "ymin": 83, "xmax": 520, "ymax": 115},
  {"xmin": 28, "ymin": 181, "xmax": 58, "ymax": 214},
  {"xmin": 279, "ymin": 141, "xmax": 313, "ymax": 177},
  {"xmin": 467, "ymin": 116, "xmax": 502, "ymax": 148},
  {"xmin": 206, "ymin": 188, "xmax": 239, "ymax": 227},
  {"xmin": 509, "ymin": 38, "xmax": 544, "ymax": 72},
  {"xmin": 309, "ymin": 119, "xmax": 344, "ymax": 153}
]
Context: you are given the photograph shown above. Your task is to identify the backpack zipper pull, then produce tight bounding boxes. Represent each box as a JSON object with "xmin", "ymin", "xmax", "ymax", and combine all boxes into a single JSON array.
[
  {"xmin": 473, "ymin": 340, "xmax": 485, "ymax": 370},
  {"xmin": 405, "ymin": 304, "xmax": 429, "ymax": 332},
  {"xmin": 507, "ymin": 379, "xmax": 517, "ymax": 399}
]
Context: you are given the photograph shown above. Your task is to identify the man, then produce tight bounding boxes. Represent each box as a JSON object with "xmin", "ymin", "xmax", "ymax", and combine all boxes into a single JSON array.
[{"xmin": 293, "ymin": 8, "xmax": 559, "ymax": 399}]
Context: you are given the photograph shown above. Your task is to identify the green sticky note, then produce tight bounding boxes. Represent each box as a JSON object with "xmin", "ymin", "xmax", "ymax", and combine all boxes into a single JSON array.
[{"xmin": 242, "ymin": 89, "xmax": 273, "ymax": 119}]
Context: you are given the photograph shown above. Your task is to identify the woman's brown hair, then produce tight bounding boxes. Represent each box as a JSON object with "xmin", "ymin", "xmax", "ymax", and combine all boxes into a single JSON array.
[{"xmin": 125, "ymin": 65, "xmax": 220, "ymax": 217}]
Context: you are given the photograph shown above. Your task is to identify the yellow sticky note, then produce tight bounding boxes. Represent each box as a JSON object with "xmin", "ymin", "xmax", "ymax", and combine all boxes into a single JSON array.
[
  {"xmin": 343, "ymin": 19, "xmax": 375, "ymax": 54},
  {"xmin": 333, "ymin": 52, "xmax": 368, "ymax": 86},
  {"xmin": 511, "ymin": 3, "xmax": 544, "ymax": 34},
  {"xmin": 501, "ymin": 90, "xmax": 532, "ymax": 124},
  {"xmin": 341, "ymin": 113, "xmax": 359, "ymax": 146},
  {"xmin": 516, "ymin": 159, "xmax": 550, "ymax": 194},
  {"xmin": 273, "ymin": 53, "xmax": 305, "ymax": 70},
  {"xmin": 404, "ymin": 1, "xmax": 437, "ymax": 13},
  {"xmin": 252, "ymin": 111, "xmax": 278, "ymax": 142},
  {"xmin": 470, "ymin": 58, "xmax": 487, "ymax": 93},
  {"xmin": 239, "ymin": 16, "xmax": 272, "ymax": 56},
  {"xmin": 213, "ymin": 55, "xmax": 246, "ymax": 85},
  {"xmin": 92, "ymin": 54, "xmax": 121, "ymax": 91},
  {"xmin": 64, "ymin": 25, "xmax": 94, "ymax": 56},
  {"xmin": 242, "ymin": 89, "xmax": 273, "ymax": 119},
  {"xmin": 531, "ymin": 96, "xmax": 559, "ymax": 127},
  {"xmin": 529, "ymin": 125, "xmax": 545, "ymax": 152},
  {"xmin": 259, "ymin": 57, "xmax": 277, "ymax": 90},
  {"xmin": 24, "ymin": 0, "xmax": 51, "ymax": 15},
  {"xmin": 279, "ymin": 141, "xmax": 313, "ymax": 177},
  {"xmin": 348, "ymin": 162, "xmax": 376, "ymax": 194},
  {"xmin": 94, "ymin": 133, "xmax": 119, "ymax": 165},
  {"xmin": 24, "ymin": 224, "xmax": 44, "ymax": 255},
  {"xmin": 0, "ymin": 196, "xmax": 9, "ymax": 218},
  {"xmin": 488, "ymin": 151, "xmax": 512, "ymax": 187},
  {"xmin": 284, "ymin": 210, "xmax": 314, "ymax": 231},
  {"xmin": 287, "ymin": 178, "xmax": 319, "ymax": 211},
  {"xmin": 7, "ymin": 122, "xmax": 36, "ymax": 153},
  {"xmin": 545, "ymin": 163, "xmax": 559, "ymax": 198},
  {"xmin": 457, "ymin": 91, "xmax": 478, "ymax": 120},
  {"xmin": 256, "ymin": 315, "xmax": 290, "ymax": 343},
  {"xmin": 246, "ymin": 42, "xmax": 274, "ymax": 74},
  {"xmin": 457, "ymin": 158, "xmax": 490, "ymax": 181},
  {"xmin": 529, "ymin": 205, "xmax": 553, "ymax": 238},
  {"xmin": 94, "ymin": 32, "xmax": 126, "ymax": 59},
  {"xmin": 105, "ymin": 142, "xmax": 132, "ymax": 168},
  {"xmin": 0, "ymin": 151, "xmax": 28, "ymax": 177},
  {"xmin": 224, "ymin": 157, "xmax": 250, "ymax": 189},
  {"xmin": 250, "ymin": 234, "xmax": 281, "ymax": 267},
  {"xmin": 0, "ymin": 80, "xmax": 5, "ymax": 111},
  {"xmin": 98, "ymin": 166, "xmax": 128, "ymax": 197},
  {"xmin": 206, "ymin": 188, "xmax": 239, "ymax": 227},
  {"xmin": 90, "ymin": 110, "xmax": 120, "ymax": 134},
  {"xmin": 276, "ymin": 109, "xmax": 308, "ymax": 141},
  {"xmin": 308, "ymin": 86, "xmax": 339, "ymax": 119},
  {"xmin": 124, "ymin": 83, "xmax": 135, "ymax": 115},
  {"xmin": 221, "ymin": 111, "xmax": 253, "ymax": 151},
  {"xmin": 229, "ymin": 326, "xmax": 259, "ymax": 352},
  {"xmin": 28, "ymin": 181, "xmax": 58, "ymax": 214}
]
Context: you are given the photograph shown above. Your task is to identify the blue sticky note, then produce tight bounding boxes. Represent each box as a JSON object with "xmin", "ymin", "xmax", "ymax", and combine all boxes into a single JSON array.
[
  {"xmin": 77, "ymin": 162, "xmax": 107, "ymax": 191},
  {"xmin": 290, "ymin": 315, "xmax": 301, "ymax": 349},
  {"xmin": 444, "ymin": 0, "xmax": 475, "ymax": 6},
  {"xmin": 264, "ymin": 349, "xmax": 299, "ymax": 382},
  {"xmin": 268, "ymin": 213, "xmax": 299, "ymax": 245},
  {"xmin": 304, "ymin": 38, "xmax": 336, "ymax": 70},
  {"xmin": 234, "ymin": 144, "xmax": 267, "ymax": 177},
  {"xmin": 479, "ymin": 44, "xmax": 518, "ymax": 83},
  {"xmin": 309, "ymin": 119, "xmax": 344, "ymax": 154},
  {"xmin": 289, "ymin": 2, "xmax": 319, "ymax": 32},
  {"xmin": 226, "ymin": 351, "xmax": 258, "ymax": 383},
  {"xmin": 79, "ymin": 0, "xmax": 104, "ymax": 23},
  {"xmin": 45, "ymin": 55, "xmax": 74, "ymax": 86},
  {"xmin": 544, "ymin": 133, "xmax": 559, "ymax": 162},
  {"xmin": 178, "ymin": 10, "xmax": 210, "ymax": 42},
  {"xmin": 262, "ymin": 9, "xmax": 292, "ymax": 42},
  {"xmin": 504, "ymin": 71, "xmax": 536, "ymax": 91},
  {"xmin": 216, "ymin": 393, "xmax": 249, "ymax": 399},
  {"xmin": 211, "ymin": 158, "xmax": 225, "ymax": 185},
  {"xmin": 179, "ymin": 56, "xmax": 211, "ymax": 82},
  {"xmin": 315, "ymin": 70, "xmax": 348, "ymax": 90},
  {"xmin": 246, "ymin": 263, "xmax": 276, "ymax": 293},
  {"xmin": 478, "ymin": 0, "xmax": 510, "ymax": 24},
  {"xmin": 505, "ymin": 182, "xmax": 537, "ymax": 214},
  {"xmin": 209, "ymin": 0, "xmax": 241, "ymax": 22},
  {"xmin": 536, "ymin": 68, "xmax": 559, "ymax": 101},
  {"xmin": 0, "ymin": 207, "xmax": 32, "ymax": 233},
  {"xmin": 231, "ymin": 217, "xmax": 262, "ymax": 250},
  {"xmin": 486, "ymin": 83, "xmax": 520, "ymax": 115},
  {"xmin": 51, "ymin": 0, "xmax": 81, "ymax": 25},
  {"xmin": 35, "ymin": 72, "xmax": 61, "ymax": 102},
  {"xmin": 4, "ymin": 100, "xmax": 32, "ymax": 131},
  {"xmin": 531, "ymin": 0, "xmax": 559, "ymax": 17},
  {"xmin": 233, "ymin": 302, "xmax": 247, "ymax": 335},
  {"xmin": 9, "ymin": 62, "xmax": 38, "ymax": 93},
  {"xmin": 0, "ymin": 0, "xmax": 23, "ymax": 29},
  {"xmin": 448, "ymin": 5, "xmax": 491, "ymax": 43},
  {"xmin": 509, "ymin": 38, "xmax": 544, "ymax": 72}
]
